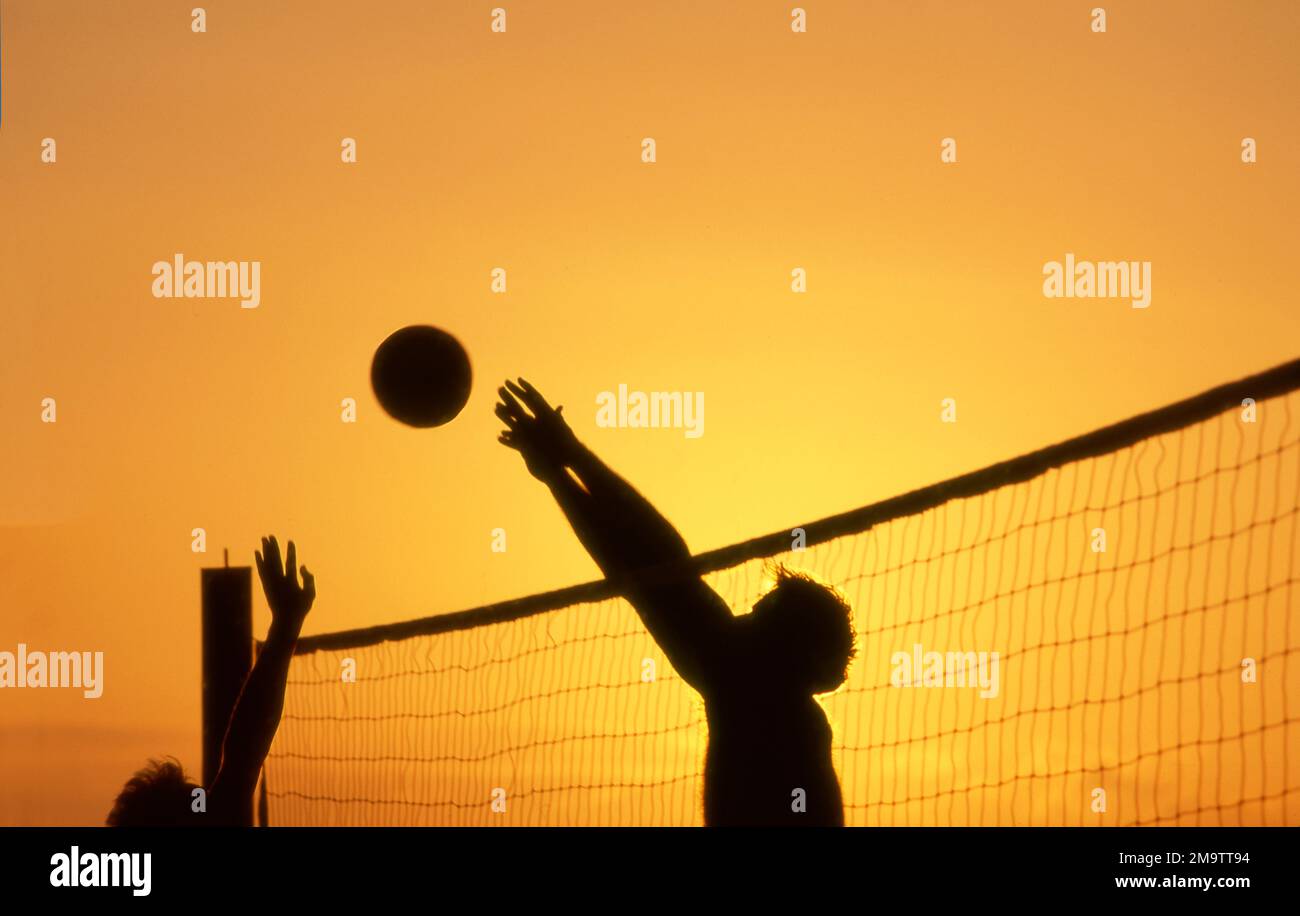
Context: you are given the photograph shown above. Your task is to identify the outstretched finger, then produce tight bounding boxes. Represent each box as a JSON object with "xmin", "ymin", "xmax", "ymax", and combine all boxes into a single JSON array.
[
  {"xmin": 300, "ymin": 566, "xmax": 316, "ymax": 604},
  {"xmin": 497, "ymin": 386, "xmax": 529, "ymax": 419},
  {"xmin": 504, "ymin": 379, "xmax": 534, "ymax": 410},
  {"xmin": 517, "ymin": 377, "xmax": 542, "ymax": 398},
  {"xmin": 254, "ymin": 548, "xmax": 268, "ymax": 591},
  {"xmin": 285, "ymin": 540, "xmax": 299, "ymax": 587},
  {"xmin": 507, "ymin": 379, "xmax": 551, "ymax": 417},
  {"xmin": 265, "ymin": 536, "xmax": 283, "ymax": 576},
  {"xmin": 516, "ymin": 378, "xmax": 555, "ymax": 412},
  {"xmin": 494, "ymin": 402, "xmax": 521, "ymax": 429}
]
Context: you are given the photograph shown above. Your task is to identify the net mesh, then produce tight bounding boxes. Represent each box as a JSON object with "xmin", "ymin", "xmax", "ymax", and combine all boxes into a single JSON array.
[{"xmin": 267, "ymin": 389, "xmax": 1300, "ymax": 825}]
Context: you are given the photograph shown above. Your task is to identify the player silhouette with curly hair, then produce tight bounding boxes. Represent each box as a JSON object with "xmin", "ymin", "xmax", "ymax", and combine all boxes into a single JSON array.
[
  {"xmin": 107, "ymin": 536, "xmax": 314, "ymax": 826},
  {"xmin": 496, "ymin": 379, "xmax": 854, "ymax": 826}
]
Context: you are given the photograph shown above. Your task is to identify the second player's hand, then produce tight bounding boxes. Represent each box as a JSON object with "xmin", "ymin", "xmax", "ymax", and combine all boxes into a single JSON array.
[{"xmin": 255, "ymin": 536, "xmax": 316, "ymax": 625}]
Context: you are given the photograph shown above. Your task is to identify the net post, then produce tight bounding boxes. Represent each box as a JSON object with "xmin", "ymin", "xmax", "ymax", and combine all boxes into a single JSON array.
[{"xmin": 200, "ymin": 561, "xmax": 254, "ymax": 826}]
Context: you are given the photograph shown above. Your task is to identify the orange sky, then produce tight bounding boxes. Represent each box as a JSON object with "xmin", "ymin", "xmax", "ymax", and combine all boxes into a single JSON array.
[{"xmin": 2, "ymin": 0, "xmax": 1299, "ymax": 825}]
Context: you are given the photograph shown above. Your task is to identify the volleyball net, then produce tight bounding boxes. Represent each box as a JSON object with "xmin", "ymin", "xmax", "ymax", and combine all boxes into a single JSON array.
[{"xmin": 266, "ymin": 360, "xmax": 1300, "ymax": 826}]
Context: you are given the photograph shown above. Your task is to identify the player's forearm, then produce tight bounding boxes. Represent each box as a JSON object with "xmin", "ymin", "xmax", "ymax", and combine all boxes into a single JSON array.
[
  {"xmin": 546, "ymin": 470, "xmax": 622, "ymax": 576},
  {"xmin": 233, "ymin": 621, "xmax": 299, "ymax": 748},
  {"xmin": 562, "ymin": 440, "xmax": 692, "ymax": 566},
  {"xmin": 546, "ymin": 455, "xmax": 726, "ymax": 690},
  {"xmin": 214, "ymin": 618, "xmax": 302, "ymax": 792},
  {"xmin": 564, "ymin": 440, "xmax": 631, "ymax": 504}
]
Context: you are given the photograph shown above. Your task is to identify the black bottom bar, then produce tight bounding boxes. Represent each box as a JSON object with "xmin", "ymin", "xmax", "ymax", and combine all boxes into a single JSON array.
[{"xmin": 0, "ymin": 826, "xmax": 1283, "ymax": 903}]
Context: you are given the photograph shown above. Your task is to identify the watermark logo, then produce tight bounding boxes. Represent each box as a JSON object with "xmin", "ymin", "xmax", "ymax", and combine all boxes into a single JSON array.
[
  {"xmin": 0, "ymin": 644, "xmax": 104, "ymax": 698},
  {"xmin": 596, "ymin": 385, "xmax": 704, "ymax": 439},
  {"xmin": 890, "ymin": 643, "xmax": 999, "ymax": 698},
  {"xmin": 151, "ymin": 254, "xmax": 261, "ymax": 309},
  {"xmin": 50, "ymin": 847, "xmax": 150, "ymax": 896},
  {"xmin": 1042, "ymin": 253, "xmax": 1150, "ymax": 309}
]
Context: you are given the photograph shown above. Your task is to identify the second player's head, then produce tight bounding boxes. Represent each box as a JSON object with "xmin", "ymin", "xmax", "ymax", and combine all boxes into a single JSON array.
[{"xmin": 106, "ymin": 757, "xmax": 202, "ymax": 827}]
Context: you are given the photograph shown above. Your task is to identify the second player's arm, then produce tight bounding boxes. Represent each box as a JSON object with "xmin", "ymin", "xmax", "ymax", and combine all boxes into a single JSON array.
[{"xmin": 208, "ymin": 536, "xmax": 314, "ymax": 824}]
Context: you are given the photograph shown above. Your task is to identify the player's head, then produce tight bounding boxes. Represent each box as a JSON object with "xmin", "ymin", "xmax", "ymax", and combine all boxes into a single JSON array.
[
  {"xmin": 749, "ymin": 567, "xmax": 856, "ymax": 694},
  {"xmin": 107, "ymin": 757, "xmax": 201, "ymax": 827}
]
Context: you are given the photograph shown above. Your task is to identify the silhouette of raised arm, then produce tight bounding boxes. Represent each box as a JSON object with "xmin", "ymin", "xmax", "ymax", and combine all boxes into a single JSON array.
[
  {"xmin": 208, "ymin": 535, "xmax": 315, "ymax": 822},
  {"xmin": 496, "ymin": 379, "xmax": 731, "ymax": 689}
]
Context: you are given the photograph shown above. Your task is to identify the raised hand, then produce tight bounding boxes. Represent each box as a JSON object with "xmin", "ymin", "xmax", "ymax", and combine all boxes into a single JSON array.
[
  {"xmin": 208, "ymin": 535, "xmax": 317, "ymax": 821},
  {"xmin": 496, "ymin": 378, "xmax": 579, "ymax": 482},
  {"xmin": 254, "ymin": 536, "xmax": 316, "ymax": 624}
]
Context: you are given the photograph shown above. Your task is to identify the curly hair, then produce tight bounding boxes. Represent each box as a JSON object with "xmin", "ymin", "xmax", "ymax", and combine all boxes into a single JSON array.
[
  {"xmin": 107, "ymin": 757, "xmax": 202, "ymax": 827},
  {"xmin": 755, "ymin": 565, "xmax": 857, "ymax": 694}
]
